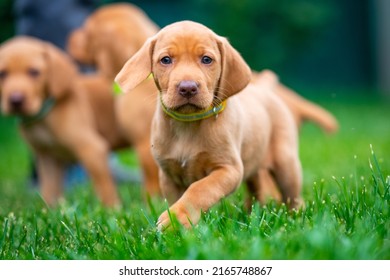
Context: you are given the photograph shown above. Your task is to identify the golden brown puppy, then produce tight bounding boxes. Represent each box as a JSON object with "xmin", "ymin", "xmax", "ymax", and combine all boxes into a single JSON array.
[
  {"xmin": 67, "ymin": 3, "xmax": 161, "ymax": 196},
  {"xmin": 0, "ymin": 36, "xmax": 129, "ymax": 206},
  {"xmin": 67, "ymin": 3, "xmax": 159, "ymax": 80},
  {"xmin": 116, "ymin": 21, "xmax": 303, "ymax": 229}
]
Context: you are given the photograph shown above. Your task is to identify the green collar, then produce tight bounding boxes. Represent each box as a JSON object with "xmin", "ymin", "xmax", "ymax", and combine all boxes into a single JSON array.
[
  {"xmin": 160, "ymin": 97, "xmax": 227, "ymax": 122},
  {"xmin": 112, "ymin": 82, "xmax": 122, "ymax": 96},
  {"xmin": 19, "ymin": 97, "xmax": 56, "ymax": 126},
  {"xmin": 112, "ymin": 74, "xmax": 153, "ymax": 96}
]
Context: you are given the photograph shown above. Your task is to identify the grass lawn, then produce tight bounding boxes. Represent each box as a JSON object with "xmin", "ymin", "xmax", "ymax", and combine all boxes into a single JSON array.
[{"xmin": 0, "ymin": 93, "xmax": 389, "ymax": 260}]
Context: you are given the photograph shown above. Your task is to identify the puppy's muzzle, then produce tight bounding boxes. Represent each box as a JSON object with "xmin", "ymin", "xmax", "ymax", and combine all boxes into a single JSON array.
[
  {"xmin": 9, "ymin": 92, "xmax": 25, "ymax": 112},
  {"xmin": 177, "ymin": 80, "xmax": 198, "ymax": 99}
]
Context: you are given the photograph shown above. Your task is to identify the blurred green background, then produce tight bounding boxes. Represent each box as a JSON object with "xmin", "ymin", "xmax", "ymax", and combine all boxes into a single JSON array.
[
  {"xmin": 0, "ymin": 0, "xmax": 389, "ymax": 260},
  {"xmin": 0, "ymin": 0, "xmax": 389, "ymax": 184},
  {"xmin": 0, "ymin": 0, "xmax": 388, "ymax": 96}
]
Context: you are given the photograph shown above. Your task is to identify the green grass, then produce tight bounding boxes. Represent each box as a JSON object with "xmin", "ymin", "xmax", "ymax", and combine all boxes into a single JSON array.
[{"xmin": 0, "ymin": 96, "xmax": 389, "ymax": 260}]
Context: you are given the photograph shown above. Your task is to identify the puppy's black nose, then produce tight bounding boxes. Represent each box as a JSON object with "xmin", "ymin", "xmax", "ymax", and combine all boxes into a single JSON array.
[
  {"xmin": 9, "ymin": 93, "xmax": 25, "ymax": 110},
  {"xmin": 178, "ymin": 80, "xmax": 198, "ymax": 99}
]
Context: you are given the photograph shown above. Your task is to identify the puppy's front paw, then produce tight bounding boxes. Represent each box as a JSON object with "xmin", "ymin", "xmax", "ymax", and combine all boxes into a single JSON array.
[
  {"xmin": 156, "ymin": 202, "xmax": 199, "ymax": 230},
  {"xmin": 156, "ymin": 210, "xmax": 175, "ymax": 231}
]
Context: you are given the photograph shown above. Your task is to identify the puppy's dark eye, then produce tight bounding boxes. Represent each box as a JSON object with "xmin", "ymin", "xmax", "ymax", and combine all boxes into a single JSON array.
[
  {"xmin": 27, "ymin": 68, "xmax": 40, "ymax": 78},
  {"xmin": 0, "ymin": 70, "xmax": 7, "ymax": 79},
  {"xmin": 201, "ymin": 56, "xmax": 213, "ymax": 64},
  {"xmin": 160, "ymin": 56, "xmax": 172, "ymax": 65}
]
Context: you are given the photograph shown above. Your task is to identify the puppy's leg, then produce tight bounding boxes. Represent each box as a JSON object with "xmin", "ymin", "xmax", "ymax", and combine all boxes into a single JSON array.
[
  {"xmin": 258, "ymin": 170, "xmax": 282, "ymax": 203},
  {"xmin": 245, "ymin": 171, "xmax": 263, "ymax": 209},
  {"xmin": 272, "ymin": 147, "xmax": 303, "ymax": 209},
  {"xmin": 246, "ymin": 169, "xmax": 283, "ymax": 210},
  {"xmin": 36, "ymin": 154, "xmax": 64, "ymax": 206},
  {"xmin": 159, "ymin": 170, "xmax": 183, "ymax": 204},
  {"xmin": 73, "ymin": 134, "xmax": 120, "ymax": 207},
  {"xmin": 135, "ymin": 141, "xmax": 161, "ymax": 196},
  {"xmin": 157, "ymin": 164, "xmax": 243, "ymax": 229}
]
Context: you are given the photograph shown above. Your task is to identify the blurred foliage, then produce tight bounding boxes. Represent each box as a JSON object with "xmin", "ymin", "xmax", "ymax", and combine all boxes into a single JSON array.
[
  {"xmin": 0, "ymin": 0, "xmax": 14, "ymax": 43},
  {"xmin": 0, "ymin": 0, "xmax": 337, "ymax": 72},
  {"xmin": 190, "ymin": 0, "xmax": 335, "ymax": 71}
]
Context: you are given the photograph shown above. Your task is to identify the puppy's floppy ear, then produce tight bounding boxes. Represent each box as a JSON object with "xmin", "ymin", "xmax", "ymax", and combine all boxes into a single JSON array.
[
  {"xmin": 67, "ymin": 28, "xmax": 93, "ymax": 64},
  {"xmin": 216, "ymin": 37, "xmax": 252, "ymax": 98},
  {"xmin": 44, "ymin": 42, "xmax": 77, "ymax": 99},
  {"xmin": 115, "ymin": 36, "xmax": 156, "ymax": 93}
]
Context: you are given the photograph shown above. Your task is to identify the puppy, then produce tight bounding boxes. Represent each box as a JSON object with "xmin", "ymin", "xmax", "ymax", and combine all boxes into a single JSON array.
[
  {"xmin": 67, "ymin": 3, "xmax": 159, "ymax": 80},
  {"xmin": 116, "ymin": 21, "xmax": 302, "ymax": 228},
  {"xmin": 0, "ymin": 36, "xmax": 129, "ymax": 206},
  {"xmin": 67, "ymin": 3, "xmax": 161, "ymax": 196}
]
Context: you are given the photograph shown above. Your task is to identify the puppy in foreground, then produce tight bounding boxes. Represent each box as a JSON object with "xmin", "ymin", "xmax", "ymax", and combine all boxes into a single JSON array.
[
  {"xmin": 116, "ymin": 21, "xmax": 302, "ymax": 229},
  {"xmin": 0, "ymin": 36, "xmax": 128, "ymax": 206}
]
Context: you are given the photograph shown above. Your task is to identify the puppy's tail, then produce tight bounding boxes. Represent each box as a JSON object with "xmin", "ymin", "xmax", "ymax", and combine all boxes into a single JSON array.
[{"xmin": 253, "ymin": 70, "xmax": 339, "ymax": 134}]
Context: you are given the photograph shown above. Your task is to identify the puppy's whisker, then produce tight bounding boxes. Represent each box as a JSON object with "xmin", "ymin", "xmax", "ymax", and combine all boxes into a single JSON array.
[
  {"xmin": 214, "ymin": 86, "xmax": 229, "ymax": 100},
  {"xmin": 217, "ymin": 77, "xmax": 235, "ymax": 94},
  {"xmin": 212, "ymin": 95, "xmax": 224, "ymax": 107}
]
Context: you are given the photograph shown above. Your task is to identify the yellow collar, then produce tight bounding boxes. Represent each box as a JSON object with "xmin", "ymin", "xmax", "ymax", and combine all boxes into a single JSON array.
[{"xmin": 160, "ymin": 97, "xmax": 227, "ymax": 122}]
